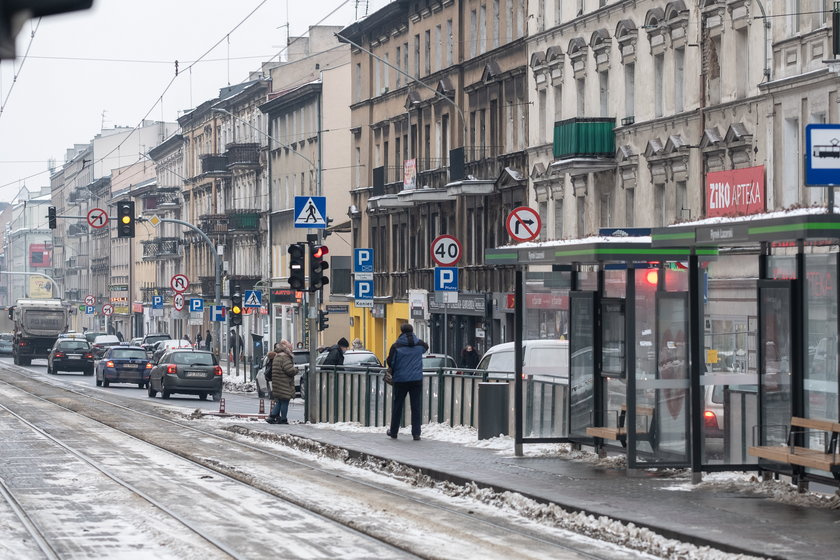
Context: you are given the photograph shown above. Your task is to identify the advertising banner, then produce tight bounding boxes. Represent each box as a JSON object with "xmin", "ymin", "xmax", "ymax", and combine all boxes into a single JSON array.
[
  {"xmin": 705, "ymin": 165, "xmax": 765, "ymax": 218},
  {"xmin": 28, "ymin": 276, "xmax": 52, "ymax": 298},
  {"xmin": 403, "ymin": 158, "xmax": 417, "ymax": 190}
]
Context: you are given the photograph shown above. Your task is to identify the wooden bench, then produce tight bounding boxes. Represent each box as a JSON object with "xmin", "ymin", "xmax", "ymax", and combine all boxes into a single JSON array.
[
  {"xmin": 586, "ymin": 404, "xmax": 655, "ymax": 445},
  {"xmin": 748, "ymin": 417, "xmax": 840, "ymax": 483}
]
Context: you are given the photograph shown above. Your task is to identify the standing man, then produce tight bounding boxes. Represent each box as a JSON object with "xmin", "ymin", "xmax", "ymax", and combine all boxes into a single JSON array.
[
  {"xmin": 322, "ymin": 337, "xmax": 349, "ymax": 367},
  {"xmin": 386, "ymin": 323, "xmax": 428, "ymax": 440},
  {"xmin": 205, "ymin": 329, "xmax": 213, "ymax": 351}
]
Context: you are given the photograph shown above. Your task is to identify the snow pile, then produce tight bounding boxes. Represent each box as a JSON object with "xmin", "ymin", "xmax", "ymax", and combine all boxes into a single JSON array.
[{"xmin": 222, "ymin": 374, "xmax": 255, "ymax": 393}]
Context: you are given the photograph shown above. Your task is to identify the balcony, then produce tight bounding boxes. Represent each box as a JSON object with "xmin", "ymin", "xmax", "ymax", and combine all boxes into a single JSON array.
[
  {"xmin": 225, "ymin": 143, "xmax": 260, "ymax": 168},
  {"xmin": 228, "ymin": 209, "xmax": 260, "ymax": 232},
  {"xmin": 142, "ymin": 237, "xmax": 180, "ymax": 260},
  {"xmin": 199, "ymin": 154, "xmax": 229, "ymax": 174},
  {"xmin": 157, "ymin": 188, "xmax": 182, "ymax": 208},
  {"xmin": 65, "ymin": 288, "xmax": 81, "ymax": 302},
  {"xmin": 553, "ymin": 117, "xmax": 615, "ymax": 159},
  {"xmin": 91, "ymin": 256, "xmax": 109, "ymax": 273},
  {"xmin": 199, "ymin": 214, "xmax": 228, "ymax": 236},
  {"xmin": 66, "ymin": 255, "xmax": 88, "ymax": 270},
  {"xmin": 199, "ymin": 276, "xmax": 216, "ymax": 299}
]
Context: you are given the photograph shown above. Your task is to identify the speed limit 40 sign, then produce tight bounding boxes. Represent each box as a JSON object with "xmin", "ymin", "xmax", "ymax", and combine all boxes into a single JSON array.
[{"xmin": 430, "ymin": 234, "xmax": 462, "ymax": 266}]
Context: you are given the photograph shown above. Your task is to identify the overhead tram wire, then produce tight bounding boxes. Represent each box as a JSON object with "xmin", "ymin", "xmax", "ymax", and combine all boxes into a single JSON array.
[{"xmin": 0, "ymin": 18, "xmax": 42, "ymax": 123}]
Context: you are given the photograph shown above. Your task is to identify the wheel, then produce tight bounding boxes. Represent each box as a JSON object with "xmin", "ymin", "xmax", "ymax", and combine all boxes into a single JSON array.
[
  {"xmin": 102, "ymin": 379, "xmax": 110, "ymax": 388},
  {"xmin": 161, "ymin": 390, "xmax": 171, "ymax": 399},
  {"xmin": 198, "ymin": 393, "xmax": 207, "ymax": 401},
  {"xmin": 212, "ymin": 391, "xmax": 223, "ymax": 402},
  {"xmin": 21, "ymin": 358, "xmax": 30, "ymax": 366},
  {"xmin": 84, "ymin": 369, "xmax": 93, "ymax": 376},
  {"xmin": 147, "ymin": 384, "xmax": 157, "ymax": 398},
  {"xmin": 95, "ymin": 377, "xmax": 102, "ymax": 387},
  {"xmin": 137, "ymin": 383, "xmax": 144, "ymax": 389},
  {"xmin": 13, "ymin": 353, "xmax": 18, "ymax": 365}
]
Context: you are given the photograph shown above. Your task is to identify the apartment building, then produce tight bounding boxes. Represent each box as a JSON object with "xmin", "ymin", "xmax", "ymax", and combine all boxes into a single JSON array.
[{"xmin": 0, "ymin": 188, "xmax": 53, "ymax": 304}]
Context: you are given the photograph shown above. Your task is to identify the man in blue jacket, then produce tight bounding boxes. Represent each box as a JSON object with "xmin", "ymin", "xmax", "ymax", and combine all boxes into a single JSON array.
[{"xmin": 386, "ymin": 323, "xmax": 429, "ymax": 440}]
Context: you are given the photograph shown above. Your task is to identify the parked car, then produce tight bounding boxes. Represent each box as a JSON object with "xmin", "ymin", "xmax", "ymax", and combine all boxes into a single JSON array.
[
  {"xmin": 91, "ymin": 335, "xmax": 122, "ymax": 359},
  {"xmin": 142, "ymin": 333, "xmax": 172, "ymax": 353},
  {"xmin": 147, "ymin": 349, "xmax": 223, "ymax": 401},
  {"xmin": 151, "ymin": 339, "xmax": 193, "ymax": 363},
  {"xmin": 0, "ymin": 332, "xmax": 13, "ymax": 354},
  {"xmin": 316, "ymin": 349, "xmax": 383, "ymax": 369},
  {"xmin": 476, "ymin": 340, "xmax": 570, "ymax": 380},
  {"xmin": 422, "ymin": 353, "xmax": 457, "ymax": 370},
  {"xmin": 704, "ymin": 384, "xmax": 725, "ymax": 439},
  {"xmin": 84, "ymin": 331, "xmax": 107, "ymax": 344},
  {"xmin": 255, "ymin": 349, "xmax": 310, "ymax": 399},
  {"xmin": 47, "ymin": 338, "xmax": 94, "ymax": 375},
  {"xmin": 96, "ymin": 345, "xmax": 152, "ymax": 388}
]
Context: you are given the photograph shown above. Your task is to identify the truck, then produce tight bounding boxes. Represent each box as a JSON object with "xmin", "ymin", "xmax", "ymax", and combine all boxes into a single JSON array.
[{"xmin": 8, "ymin": 299, "xmax": 69, "ymax": 365}]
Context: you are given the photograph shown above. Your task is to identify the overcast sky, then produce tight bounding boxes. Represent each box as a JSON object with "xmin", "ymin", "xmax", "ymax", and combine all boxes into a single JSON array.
[{"xmin": 0, "ymin": 0, "xmax": 390, "ymax": 203}]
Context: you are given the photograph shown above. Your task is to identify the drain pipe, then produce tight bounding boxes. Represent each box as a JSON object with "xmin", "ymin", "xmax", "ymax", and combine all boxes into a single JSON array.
[{"xmin": 755, "ymin": 0, "xmax": 771, "ymax": 82}]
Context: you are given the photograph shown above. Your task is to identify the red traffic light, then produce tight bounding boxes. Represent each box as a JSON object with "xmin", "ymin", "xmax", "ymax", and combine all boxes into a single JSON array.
[{"xmin": 313, "ymin": 245, "xmax": 329, "ymax": 259}]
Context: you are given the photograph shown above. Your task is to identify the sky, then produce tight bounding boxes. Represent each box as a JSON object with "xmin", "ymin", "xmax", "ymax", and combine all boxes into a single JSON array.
[{"xmin": 0, "ymin": 0, "xmax": 391, "ymax": 204}]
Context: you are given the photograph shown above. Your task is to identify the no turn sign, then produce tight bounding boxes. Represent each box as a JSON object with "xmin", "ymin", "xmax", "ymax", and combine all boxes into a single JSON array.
[
  {"xmin": 505, "ymin": 206, "xmax": 542, "ymax": 243},
  {"xmin": 430, "ymin": 234, "xmax": 462, "ymax": 266},
  {"xmin": 87, "ymin": 208, "xmax": 109, "ymax": 229},
  {"xmin": 84, "ymin": 295, "xmax": 96, "ymax": 306},
  {"xmin": 170, "ymin": 274, "xmax": 189, "ymax": 293},
  {"xmin": 102, "ymin": 304, "xmax": 114, "ymax": 316}
]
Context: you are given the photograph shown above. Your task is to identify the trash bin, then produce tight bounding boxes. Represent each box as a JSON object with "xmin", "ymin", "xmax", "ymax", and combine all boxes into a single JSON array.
[{"xmin": 478, "ymin": 382, "xmax": 509, "ymax": 440}]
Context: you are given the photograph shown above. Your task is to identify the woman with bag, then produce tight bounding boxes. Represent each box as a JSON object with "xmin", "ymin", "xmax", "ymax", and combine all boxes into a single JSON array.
[{"xmin": 266, "ymin": 340, "xmax": 296, "ymax": 424}]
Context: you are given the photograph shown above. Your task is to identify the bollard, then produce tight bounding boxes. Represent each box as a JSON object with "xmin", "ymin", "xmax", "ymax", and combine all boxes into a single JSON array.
[
  {"xmin": 219, "ymin": 397, "xmax": 226, "ymax": 414},
  {"xmin": 259, "ymin": 399, "xmax": 265, "ymax": 414},
  {"xmin": 478, "ymin": 383, "xmax": 509, "ymax": 440}
]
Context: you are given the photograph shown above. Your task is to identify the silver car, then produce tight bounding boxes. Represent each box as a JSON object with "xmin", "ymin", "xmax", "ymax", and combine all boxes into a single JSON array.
[
  {"xmin": 255, "ymin": 349, "xmax": 310, "ymax": 399},
  {"xmin": 147, "ymin": 349, "xmax": 223, "ymax": 401}
]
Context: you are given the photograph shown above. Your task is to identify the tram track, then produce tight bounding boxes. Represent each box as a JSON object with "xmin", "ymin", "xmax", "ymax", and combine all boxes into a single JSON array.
[{"xmin": 0, "ymin": 362, "xmax": 658, "ymax": 559}]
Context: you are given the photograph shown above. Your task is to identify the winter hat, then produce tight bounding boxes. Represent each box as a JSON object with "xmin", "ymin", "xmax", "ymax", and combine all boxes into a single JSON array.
[
  {"xmin": 338, "ymin": 337, "xmax": 350, "ymax": 348},
  {"xmin": 400, "ymin": 323, "xmax": 414, "ymax": 334}
]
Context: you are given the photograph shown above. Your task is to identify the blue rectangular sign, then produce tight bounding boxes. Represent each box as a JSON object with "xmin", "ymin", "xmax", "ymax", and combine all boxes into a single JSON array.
[
  {"xmin": 354, "ymin": 280, "xmax": 374, "ymax": 300},
  {"xmin": 434, "ymin": 267, "xmax": 459, "ymax": 291},
  {"xmin": 294, "ymin": 196, "xmax": 327, "ymax": 228},
  {"xmin": 210, "ymin": 305, "xmax": 226, "ymax": 322},
  {"xmin": 354, "ymin": 248, "xmax": 374, "ymax": 273},
  {"xmin": 189, "ymin": 298, "xmax": 204, "ymax": 313},
  {"xmin": 152, "ymin": 295, "xmax": 163, "ymax": 309},
  {"xmin": 244, "ymin": 290, "xmax": 261, "ymax": 308},
  {"xmin": 806, "ymin": 123, "xmax": 840, "ymax": 186}
]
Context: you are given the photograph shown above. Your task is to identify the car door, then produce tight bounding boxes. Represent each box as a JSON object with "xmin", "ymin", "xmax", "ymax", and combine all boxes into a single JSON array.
[{"xmin": 152, "ymin": 351, "xmax": 169, "ymax": 389}]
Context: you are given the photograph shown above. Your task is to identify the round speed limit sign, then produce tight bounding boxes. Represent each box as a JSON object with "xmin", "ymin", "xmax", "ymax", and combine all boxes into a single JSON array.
[{"xmin": 430, "ymin": 234, "xmax": 462, "ymax": 266}]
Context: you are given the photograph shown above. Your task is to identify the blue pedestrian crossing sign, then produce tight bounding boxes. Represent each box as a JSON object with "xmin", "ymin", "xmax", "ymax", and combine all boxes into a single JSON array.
[
  {"xmin": 152, "ymin": 295, "xmax": 163, "ymax": 309},
  {"xmin": 294, "ymin": 196, "xmax": 327, "ymax": 228},
  {"xmin": 244, "ymin": 290, "xmax": 262, "ymax": 308},
  {"xmin": 189, "ymin": 298, "xmax": 204, "ymax": 313},
  {"xmin": 210, "ymin": 305, "xmax": 226, "ymax": 322}
]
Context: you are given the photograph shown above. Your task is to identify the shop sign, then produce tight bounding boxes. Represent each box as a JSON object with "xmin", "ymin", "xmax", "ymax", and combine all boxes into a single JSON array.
[
  {"xmin": 504, "ymin": 293, "xmax": 569, "ymax": 310},
  {"xmin": 428, "ymin": 293, "xmax": 485, "ymax": 315},
  {"xmin": 705, "ymin": 165, "xmax": 765, "ymax": 218},
  {"xmin": 114, "ymin": 306, "xmax": 130, "ymax": 315},
  {"xmin": 326, "ymin": 305, "xmax": 349, "ymax": 313},
  {"xmin": 110, "ymin": 284, "xmax": 129, "ymax": 292},
  {"xmin": 270, "ymin": 288, "xmax": 299, "ymax": 303},
  {"xmin": 132, "ymin": 303, "xmax": 144, "ymax": 313}
]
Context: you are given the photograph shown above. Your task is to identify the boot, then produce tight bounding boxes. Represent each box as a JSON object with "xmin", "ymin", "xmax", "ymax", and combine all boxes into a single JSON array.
[{"xmin": 266, "ymin": 416, "xmax": 277, "ymax": 424}]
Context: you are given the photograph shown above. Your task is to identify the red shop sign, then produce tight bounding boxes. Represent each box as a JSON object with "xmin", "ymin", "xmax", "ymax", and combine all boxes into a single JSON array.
[
  {"xmin": 505, "ymin": 293, "xmax": 569, "ymax": 310},
  {"xmin": 705, "ymin": 165, "xmax": 765, "ymax": 218}
]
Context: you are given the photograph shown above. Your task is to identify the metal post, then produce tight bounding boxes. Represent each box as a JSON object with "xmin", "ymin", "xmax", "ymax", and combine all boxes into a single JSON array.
[{"xmin": 514, "ymin": 267, "xmax": 524, "ymax": 457}]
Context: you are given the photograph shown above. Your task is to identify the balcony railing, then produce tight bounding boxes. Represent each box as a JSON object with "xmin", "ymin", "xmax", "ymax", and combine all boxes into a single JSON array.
[
  {"xmin": 553, "ymin": 117, "xmax": 615, "ymax": 159},
  {"xmin": 228, "ymin": 210, "xmax": 260, "ymax": 231},
  {"xmin": 157, "ymin": 188, "xmax": 182, "ymax": 207},
  {"xmin": 199, "ymin": 214, "xmax": 228, "ymax": 235},
  {"xmin": 91, "ymin": 256, "xmax": 109, "ymax": 273},
  {"xmin": 199, "ymin": 154, "xmax": 229, "ymax": 174},
  {"xmin": 142, "ymin": 237, "xmax": 180, "ymax": 259},
  {"xmin": 225, "ymin": 143, "xmax": 260, "ymax": 167}
]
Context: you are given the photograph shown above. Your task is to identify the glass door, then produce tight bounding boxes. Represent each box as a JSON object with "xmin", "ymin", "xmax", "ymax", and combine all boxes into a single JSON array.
[
  {"xmin": 757, "ymin": 281, "xmax": 794, "ymax": 446},
  {"xmin": 569, "ymin": 292, "xmax": 596, "ymax": 439}
]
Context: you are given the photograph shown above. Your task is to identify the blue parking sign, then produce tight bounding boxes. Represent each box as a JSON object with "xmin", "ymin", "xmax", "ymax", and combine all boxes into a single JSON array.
[
  {"xmin": 85, "ymin": 305, "xmax": 95, "ymax": 315},
  {"xmin": 434, "ymin": 267, "xmax": 459, "ymax": 291},
  {"xmin": 189, "ymin": 298, "xmax": 204, "ymax": 312},
  {"xmin": 152, "ymin": 295, "xmax": 163, "ymax": 309}
]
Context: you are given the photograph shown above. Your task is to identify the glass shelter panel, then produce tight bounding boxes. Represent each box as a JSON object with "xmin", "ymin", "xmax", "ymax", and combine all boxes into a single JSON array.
[
  {"xmin": 569, "ymin": 292, "xmax": 596, "ymax": 438},
  {"xmin": 804, "ymin": 253, "xmax": 838, "ymax": 425},
  {"xmin": 758, "ymin": 282, "xmax": 793, "ymax": 447}
]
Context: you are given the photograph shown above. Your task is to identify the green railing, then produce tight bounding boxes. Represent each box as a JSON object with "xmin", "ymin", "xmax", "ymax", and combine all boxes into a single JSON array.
[
  {"xmin": 308, "ymin": 365, "xmax": 570, "ymax": 435},
  {"xmin": 553, "ymin": 117, "xmax": 615, "ymax": 160}
]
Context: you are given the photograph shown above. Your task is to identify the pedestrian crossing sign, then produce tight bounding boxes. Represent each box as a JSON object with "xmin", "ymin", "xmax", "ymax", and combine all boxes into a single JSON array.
[
  {"xmin": 244, "ymin": 290, "xmax": 262, "ymax": 308},
  {"xmin": 294, "ymin": 196, "xmax": 327, "ymax": 229}
]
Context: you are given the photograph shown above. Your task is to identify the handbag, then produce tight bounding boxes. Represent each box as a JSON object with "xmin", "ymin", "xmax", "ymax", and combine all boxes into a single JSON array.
[{"xmin": 384, "ymin": 368, "xmax": 393, "ymax": 385}]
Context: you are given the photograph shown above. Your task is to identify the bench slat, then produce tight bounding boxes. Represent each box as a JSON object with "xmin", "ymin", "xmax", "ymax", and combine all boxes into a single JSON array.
[
  {"xmin": 790, "ymin": 417, "xmax": 840, "ymax": 433},
  {"xmin": 749, "ymin": 446, "xmax": 840, "ymax": 471},
  {"xmin": 586, "ymin": 426, "xmax": 626, "ymax": 440}
]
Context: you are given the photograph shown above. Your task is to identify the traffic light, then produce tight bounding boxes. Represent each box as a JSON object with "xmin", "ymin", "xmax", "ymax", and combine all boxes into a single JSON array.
[
  {"xmin": 318, "ymin": 309, "xmax": 330, "ymax": 331},
  {"xmin": 47, "ymin": 206, "xmax": 56, "ymax": 229},
  {"xmin": 116, "ymin": 200, "xmax": 135, "ymax": 238},
  {"xmin": 309, "ymin": 244, "xmax": 329, "ymax": 292},
  {"xmin": 230, "ymin": 292, "xmax": 243, "ymax": 326},
  {"xmin": 288, "ymin": 243, "xmax": 306, "ymax": 290}
]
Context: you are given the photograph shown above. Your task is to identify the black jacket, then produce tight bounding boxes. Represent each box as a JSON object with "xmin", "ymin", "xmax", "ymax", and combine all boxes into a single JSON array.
[{"xmin": 322, "ymin": 344, "xmax": 345, "ymax": 366}]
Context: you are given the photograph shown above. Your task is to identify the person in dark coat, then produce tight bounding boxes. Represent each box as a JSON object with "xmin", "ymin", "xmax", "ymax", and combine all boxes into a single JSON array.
[
  {"xmin": 205, "ymin": 329, "xmax": 213, "ymax": 351},
  {"xmin": 386, "ymin": 323, "xmax": 429, "ymax": 440},
  {"xmin": 322, "ymin": 337, "xmax": 349, "ymax": 367},
  {"xmin": 267, "ymin": 340, "xmax": 297, "ymax": 424},
  {"xmin": 195, "ymin": 332, "xmax": 203, "ymax": 348},
  {"xmin": 460, "ymin": 344, "xmax": 480, "ymax": 370}
]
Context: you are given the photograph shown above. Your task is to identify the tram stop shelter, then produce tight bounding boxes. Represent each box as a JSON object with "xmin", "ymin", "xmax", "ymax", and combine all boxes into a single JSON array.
[
  {"xmin": 651, "ymin": 209, "xmax": 840, "ymax": 487},
  {"xmin": 485, "ymin": 230, "xmax": 717, "ymax": 472}
]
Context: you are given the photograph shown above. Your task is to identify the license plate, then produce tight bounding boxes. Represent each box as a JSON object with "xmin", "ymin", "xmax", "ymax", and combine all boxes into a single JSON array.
[
  {"xmin": 186, "ymin": 371, "xmax": 205, "ymax": 378},
  {"xmin": 122, "ymin": 363, "xmax": 138, "ymax": 369},
  {"xmin": 68, "ymin": 354, "xmax": 81, "ymax": 359}
]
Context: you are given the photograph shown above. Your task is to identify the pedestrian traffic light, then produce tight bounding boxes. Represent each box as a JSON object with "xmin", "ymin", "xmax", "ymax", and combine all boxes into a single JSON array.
[
  {"xmin": 318, "ymin": 309, "xmax": 330, "ymax": 331},
  {"xmin": 309, "ymin": 244, "xmax": 329, "ymax": 292},
  {"xmin": 116, "ymin": 200, "xmax": 135, "ymax": 238},
  {"xmin": 288, "ymin": 243, "xmax": 306, "ymax": 290},
  {"xmin": 230, "ymin": 292, "xmax": 243, "ymax": 326},
  {"xmin": 47, "ymin": 206, "xmax": 57, "ymax": 229}
]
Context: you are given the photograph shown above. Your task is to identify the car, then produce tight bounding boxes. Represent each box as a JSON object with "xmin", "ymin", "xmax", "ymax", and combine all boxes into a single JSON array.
[
  {"xmin": 316, "ymin": 349, "xmax": 383, "ymax": 368},
  {"xmin": 147, "ymin": 349, "xmax": 223, "ymax": 401},
  {"xmin": 476, "ymin": 340, "xmax": 569, "ymax": 380},
  {"xmin": 704, "ymin": 384, "xmax": 725, "ymax": 439},
  {"xmin": 84, "ymin": 331, "xmax": 107, "ymax": 344},
  {"xmin": 58, "ymin": 331, "xmax": 87, "ymax": 341},
  {"xmin": 47, "ymin": 338, "xmax": 94, "ymax": 375},
  {"xmin": 96, "ymin": 345, "xmax": 153, "ymax": 388},
  {"xmin": 422, "ymin": 353, "xmax": 457, "ymax": 370},
  {"xmin": 129, "ymin": 337, "xmax": 143, "ymax": 347},
  {"xmin": 151, "ymin": 339, "xmax": 193, "ymax": 363},
  {"xmin": 142, "ymin": 333, "xmax": 172, "ymax": 353},
  {"xmin": 91, "ymin": 334, "xmax": 122, "ymax": 359},
  {"xmin": 255, "ymin": 349, "xmax": 311, "ymax": 399},
  {"xmin": 0, "ymin": 332, "xmax": 13, "ymax": 354}
]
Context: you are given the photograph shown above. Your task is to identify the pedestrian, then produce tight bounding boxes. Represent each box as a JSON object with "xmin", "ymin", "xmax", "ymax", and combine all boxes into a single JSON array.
[
  {"xmin": 351, "ymin": 337, "xmax": 365, "ymax": 350},
  {"xmin": 183, "ymin": 333, "xmax": 191, "ymax": 345},
  {"xmin": 205, "ymin": 329, "xmax": 212, "ymax": 351},
  {"xmin": 460, "ymin": 344, "xmax": 480, "ymax": 370},
  {"xmin": 116, "ymin": 330, "xmax": 124, "ymax": 342},
  {"xmin": 322, "ymin": 337, "xmax": 349, "ymax": 367},
  {"xmin": 196, "ymin": 332, "xmax": 203, "ymax": 349},
  {"xmin": 295, "ymin": 341, "xmax": 304, "ymax": 349},
  {"xmin": 386, "ymin": 323, "xmax": 428, "ymax": 440},
  {"xmin": 267, "ymin": 340, "xmax": 296, "ymax": 424}
]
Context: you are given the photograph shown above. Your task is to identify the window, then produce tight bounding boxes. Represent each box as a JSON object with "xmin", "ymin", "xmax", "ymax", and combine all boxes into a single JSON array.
[
  {"xmin": 414, "ymin": 34, "xmax": 420, "ymax": 78},
  {"xmin": 624, "ymin": 63, "xmax": 635, "ymax": 119},
  {"xmin": 783, "ymin": 117, "xmax": 800, "ymax": 207},
  {"xmin": 553, "ymin": 84, "xmax": 563, "ymax": 121},
  {"xmin": 383, "ymin": 53, "xmax": 390, "ymax": 92},
  {"xmin": 493, "ymin": 1, "xmax": 500, "ymax": 48},
  {"xmin": 539, "ymin": 201, "xmax": 548, "ymax": 240},
  {"xmin": 577, "ymin": 196, "xmax": 586, "ymax": 236},
  {"xmin": 676, "ymin": 181, "xmax": 687, "ymax": 222},
  {"xmin": 654, "ymin": 54, "xmax": 664, "ymax": 117},
  {"xmin": 600, "ymin": 192, "xmax": 612, "ymax": 227},
  {"xmin": 395, "ymin": 46, "xmax": 401, "ymax": 87},
  {"xmin": 538, "ymin": 89, "xmax": 547, "ymax": 142},
  {"xmin": 505, "ymin": 0, "xmax": 512, "ymax": 42},
  {"xmin": 435, "ymin": 25, "xmax": 441, "ymax": 71},
  {"xmin": 403, "ymin": 42, "xmax": 409, "ymax": 80},
  {"xmin": 446, "ymin": 20, "xmax": 453, "ymax": 66},
  {"xmin": 655, "ymin": 183, "xmax": 665, "ymax": 226},
  {"xmin": 424, "ymin": 30, "xmax": 431, "ymax": 75},
  {"xmin": 674, "ymin": 48, "xmax": 684, "ymax": 112},
  {"xmin": 625, "ymin": 188, "xmax": 634, "ymax": 227},
  {"xmin": 576, "ymin": 78, "xmax": 585, "ymax": 116},
  {"xmin": 555, "ymin": 0, "xmax": 563, "ymax": 25},
  {"xmin": 480, "ymin": 5, "xmax": 487, "ymax": 54},
  {"xmin": 554, "ymin": 198, "xmax": 563, "ymax": 239},
  {"xmin": 470, "ymin": 10, "xmax": 477, "ymax": 58},
  {"xmin": 736, "ymin": 28, "xmax": 749, "ymax": 98},
  {"xmin": 599, "ymin": 70, "xmax": 608, "ymax": 117}
]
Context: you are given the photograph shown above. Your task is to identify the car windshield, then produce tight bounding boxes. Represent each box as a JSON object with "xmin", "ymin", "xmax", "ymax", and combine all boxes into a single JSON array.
[
  {"xmin": 293, "ymin": 352, "xmax": 310, "ymax": 365},
  {"xmin": 0, "ymin": 333, "xmax": 12, "ymax": 341},
  {"xmin": 94, "ymin": 336, "xmax": 120, "ymax": 345},
  {"xmin": 423, "ymin": 356, "xmax": 451, "ymax": 369},
  {"xmin": 110, "ymin": 349, "xmax": 147, "ymax": 360},
  {"xmin": 171, "ymin": 352, "xmax": 216, "ymax": 366},
  {"xmin": 145, "ymin": 335, "xmax": 170, "ymax": 345},
  {"xmin": 58, "ymin": 341, "xmax": 89, "ymax": 351},
  {"xmin": 343, "ymin": 353, "xmax": 380, "ymax": 366},
  {"xmin": 85, "ymin": 332, "xmax": 106, "ymax": 343},
  {"xmin": 477, "ymin": 350, "xmax": 514, "ymax": 372}
]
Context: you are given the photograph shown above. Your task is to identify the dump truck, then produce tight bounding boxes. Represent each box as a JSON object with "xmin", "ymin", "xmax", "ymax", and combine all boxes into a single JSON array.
[{"xmin": 9, "ymin": 299, "xmax": 69, "ymax": 365}]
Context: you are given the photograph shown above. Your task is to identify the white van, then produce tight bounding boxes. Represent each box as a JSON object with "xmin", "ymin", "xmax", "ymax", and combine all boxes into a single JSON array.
[{"xmin": 476, "ymin": 339, "xmax": 569, "ymax": 380}]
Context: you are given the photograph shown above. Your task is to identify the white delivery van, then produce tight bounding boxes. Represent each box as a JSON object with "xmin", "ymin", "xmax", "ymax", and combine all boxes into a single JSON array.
[{"xmin": 475, "ymin": 339, "xmax": 569, "ymax": 380}]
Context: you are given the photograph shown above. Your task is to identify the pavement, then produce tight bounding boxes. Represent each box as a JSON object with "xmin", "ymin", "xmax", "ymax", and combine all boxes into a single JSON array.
[{"xmin": 248, "ymin": 421, "xmax": 839, "ymax": 560}]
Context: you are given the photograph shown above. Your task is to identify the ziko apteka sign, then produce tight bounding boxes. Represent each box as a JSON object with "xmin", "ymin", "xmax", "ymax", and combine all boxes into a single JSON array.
[{"xmin": 705, "ymin": 165, "xmax": 765, "ymax": 218}]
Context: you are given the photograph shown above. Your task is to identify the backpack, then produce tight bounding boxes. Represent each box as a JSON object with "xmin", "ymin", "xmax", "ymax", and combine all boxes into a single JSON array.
[{"xmin": 263, "ymin": 356, "xmax": 274, "ymax": 381}]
